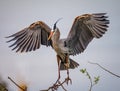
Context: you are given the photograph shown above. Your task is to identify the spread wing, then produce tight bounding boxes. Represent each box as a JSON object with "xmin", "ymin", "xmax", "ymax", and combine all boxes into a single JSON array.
[
  {"xmin": 65, "ymin": 13, "xmax": 109, "ymax": 55},
  {"xmin": 6, "ymin": 21, "xmax": 52, "ymax": 52}
]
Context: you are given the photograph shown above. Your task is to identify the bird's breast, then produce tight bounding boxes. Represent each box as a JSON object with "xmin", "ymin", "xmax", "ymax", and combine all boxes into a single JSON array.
[
  {"xmin": 52, "ymin": 41, "xmax": 69, "ymax": 54},
  {"xmin": 52, "ymin": 43, "xmax": 60, "ymax": 53}
]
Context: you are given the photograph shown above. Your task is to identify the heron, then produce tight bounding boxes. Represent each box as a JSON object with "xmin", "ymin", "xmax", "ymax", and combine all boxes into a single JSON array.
[{"xmin": 6, "ymin": 13, "xmax": 109, "ymax": 86}]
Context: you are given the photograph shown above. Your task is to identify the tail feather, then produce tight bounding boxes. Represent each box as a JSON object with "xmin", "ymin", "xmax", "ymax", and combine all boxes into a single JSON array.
[
  {"xmin": 69, "ymin": 58, "xmax": 79, "ymax": 69},
  {"xmin": 60, "ymin": 58, "xmax": 79, "ymax": 70}
]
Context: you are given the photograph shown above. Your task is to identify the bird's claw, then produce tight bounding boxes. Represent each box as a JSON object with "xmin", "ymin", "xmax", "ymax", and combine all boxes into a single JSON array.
[
  {"xmin": 65, "ymin": 76, "xmax": 72, "ymax": 85},
  {"xmin": 48, "ymin": 83, "xmax": 59, "ymax": 91}
]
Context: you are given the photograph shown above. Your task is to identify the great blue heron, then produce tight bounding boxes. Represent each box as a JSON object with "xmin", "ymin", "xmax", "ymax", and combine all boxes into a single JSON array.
[{"xmin": 6, "ymin": 13, "xmax": 109, "ymax": 86}]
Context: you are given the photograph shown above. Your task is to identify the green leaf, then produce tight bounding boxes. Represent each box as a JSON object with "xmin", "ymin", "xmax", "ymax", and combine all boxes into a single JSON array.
[
  {"xmin": 94, "ymin": 76, "xmax": 100, "ymax": 84},
  {"xmin": 80, "ymin": 69, "xmax": 86, "ymax": 74}
]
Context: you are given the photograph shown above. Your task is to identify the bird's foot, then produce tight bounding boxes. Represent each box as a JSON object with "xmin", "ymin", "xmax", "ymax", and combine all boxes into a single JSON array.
[
  {"xmin": 44, "ymin": 76, "xmax": 71, "ymax": 91},
  {"xmin": 50, "ymin": 78, "xmax": 61, "ymax": 90},
  {"xmin": 65, "ymin": 76, "xmax": 72, "ymax": 85},
  {"xmin": 47, "ymin": 82, "xmax": 59, "ymax": 91}
]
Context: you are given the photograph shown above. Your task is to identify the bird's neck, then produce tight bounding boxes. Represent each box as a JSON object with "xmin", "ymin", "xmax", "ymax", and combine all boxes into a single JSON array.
[
  {"xmin": 51, "ymin": 34, "xmax": 59, "ymax": 45},
  {"xmin": 51, "ymin": 33, "xmax": 60, "ymax": 53},
  {"xmin": 51, "ymin": 30, "xmax": 60, "ymax": 44}
]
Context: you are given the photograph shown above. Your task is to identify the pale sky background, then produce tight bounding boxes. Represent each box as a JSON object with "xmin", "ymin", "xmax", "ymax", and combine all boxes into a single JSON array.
[{"xmin": 0, "ymin": 0, "xmax": 120, "ymax": 91}]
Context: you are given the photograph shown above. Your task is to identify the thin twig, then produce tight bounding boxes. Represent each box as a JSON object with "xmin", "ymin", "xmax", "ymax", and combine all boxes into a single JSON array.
[
  {"xmin": 47, "ymin": 80, "xmax": 67, "ymax": 91},
  {"xmin": 85, "ymin": 70, "xmax": 94, "ymax": 91},
  {"xmin": 88, "ymin": 61, "xmax": 120, "ymax": 78},
  {"xmin": 88, "ymin": 74, "xmax": 92, "ymax": 91},
  {"xmin": 8, "ymin": 77, "xmax": 26, "ymax": 91},
  {"xmin": 58, "ymin": 81, "xmax": 67, "ymax": 91}
]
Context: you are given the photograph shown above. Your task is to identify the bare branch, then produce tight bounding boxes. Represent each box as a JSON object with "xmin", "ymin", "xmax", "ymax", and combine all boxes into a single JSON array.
[
  {"xmin": 58, "ymin": 81, "xmax": 67, "ymax": 91},
  {"xmin": 86, "ymin": 71, "xmax": 92, "ymax": 91},
  {"xmin": 88, "ymin": 61, "xmax": 120, "ymax": 78},
  {"xmin": 41, "ymin": 77, "xmax": 72, "ymax": 91}
]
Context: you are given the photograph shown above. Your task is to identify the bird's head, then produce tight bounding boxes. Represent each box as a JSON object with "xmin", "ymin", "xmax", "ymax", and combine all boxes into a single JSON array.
[{"xmin": 48, "ymin": 18, "xmax": 62, "ymax": 40}]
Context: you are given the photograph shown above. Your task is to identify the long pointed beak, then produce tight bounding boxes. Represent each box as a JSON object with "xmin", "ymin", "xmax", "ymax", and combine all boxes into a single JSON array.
[{"xmin": 48, "ymin": 31, "xmax": 53, "ymax": 40}]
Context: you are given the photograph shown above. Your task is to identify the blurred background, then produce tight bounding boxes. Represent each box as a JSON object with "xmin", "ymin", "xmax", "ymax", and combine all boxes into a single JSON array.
[{"xmin": 0, "ymin": 0, "xmax": 120, "ymax": 91}]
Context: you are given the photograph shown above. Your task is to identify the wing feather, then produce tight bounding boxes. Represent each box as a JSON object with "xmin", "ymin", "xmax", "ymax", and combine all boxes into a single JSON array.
[
  {"xmin": 11, "ymin": 31, "xmax": 30, "ymax": 51},
  {"xmin": 6, "ymin": 21, "xmax": 52, "ymax": 52},
  {"xmin": 66, "ymin": 13, "xmax": 109, "ymax": 55}
]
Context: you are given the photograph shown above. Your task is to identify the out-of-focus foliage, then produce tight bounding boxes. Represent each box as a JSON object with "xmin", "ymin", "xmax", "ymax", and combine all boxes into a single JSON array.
[
  {"xmin": 0, "ymin": 84, "xmax": 8, "ymax": 91},
  {"xmin": 18, "ymin": 83, "xmax": 27, "ymax": 91},
  {"xmin": 0, "ymin": 76, "xmax": 8, "ymax": 91},
  {"xmin": 8, "ymin": 77, "xmax": 27, "ymax": 91}
]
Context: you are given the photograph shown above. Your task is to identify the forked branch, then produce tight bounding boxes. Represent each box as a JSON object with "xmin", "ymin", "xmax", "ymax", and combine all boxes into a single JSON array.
[{"xmin": 41, "ymin": 77, "xmax": 72, "ymax": 91}]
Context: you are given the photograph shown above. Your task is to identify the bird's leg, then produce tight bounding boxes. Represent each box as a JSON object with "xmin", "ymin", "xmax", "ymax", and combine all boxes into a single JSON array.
[
  {"xmin": 64, "ymin": 54, "xmax": 69, "ymax": 68},
  {"xmin": 65, "ymin": 54, "xmax": 72, "ymax": 85},
  {"xmin": 54, "ymin": 55, "xmax": 61, "ymax": 86},
  {"xmin": 48, "ymin": 55, "xmax": 61, "ymax": 90},
  {"xmin": 65, "ymin": 68, "xmax": 72, "ymax": 85},
  {"xmin": 56, "ymin": 55, "xmax": 61, "ymax": 83}
]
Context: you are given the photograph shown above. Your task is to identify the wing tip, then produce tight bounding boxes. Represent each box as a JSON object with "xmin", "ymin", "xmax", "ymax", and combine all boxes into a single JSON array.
[{"xmin": 92, "ymin": 13, "xmax": 107, "ymax": 16}]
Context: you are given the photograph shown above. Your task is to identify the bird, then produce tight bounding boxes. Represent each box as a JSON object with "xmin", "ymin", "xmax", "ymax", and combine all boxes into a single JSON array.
[{"xmin": 6, "ymin": 13, "xmax": 109, "ymax": 86}]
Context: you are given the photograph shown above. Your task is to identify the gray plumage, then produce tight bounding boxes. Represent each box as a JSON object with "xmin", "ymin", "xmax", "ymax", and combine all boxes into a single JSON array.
[{"xmin": 6, "ymin": 13, "xmax": 109, "ymax": 70}]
